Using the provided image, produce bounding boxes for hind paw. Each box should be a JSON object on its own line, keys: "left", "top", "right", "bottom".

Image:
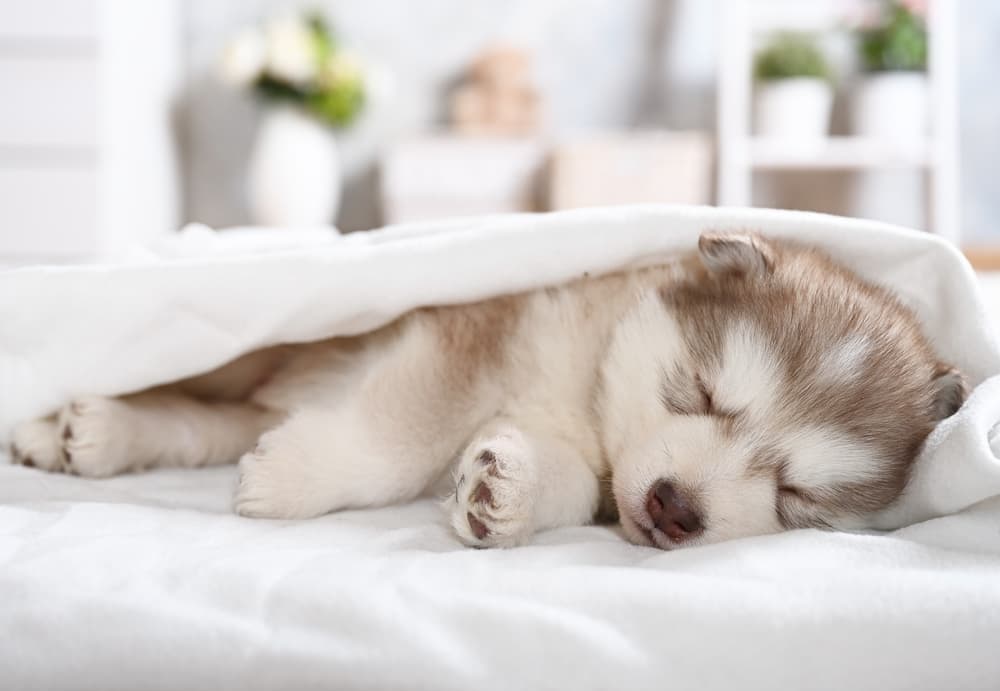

{"left": 10, "top": 418, "right": 64, "bottom": 472}
{"left": 56, "top": 397, "right": 133, "bottom": 477}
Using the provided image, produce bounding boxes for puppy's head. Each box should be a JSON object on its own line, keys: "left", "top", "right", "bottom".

{"left": 600, "top": 232, "right": 966, "bottom": 550}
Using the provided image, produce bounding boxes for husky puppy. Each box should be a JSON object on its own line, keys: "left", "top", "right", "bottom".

{"left": 8, "top": 233, "right": 966, "bottom": 549}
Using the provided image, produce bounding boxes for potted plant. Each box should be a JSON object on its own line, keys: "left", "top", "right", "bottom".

{"left": 753, "top": 33, "right": 833, "bottom": 139}
{"left": 220, "top": 13, "right": 365, "bottom": 227}
{"left": 852, "top": 0, "right": 928, "bottom": 141}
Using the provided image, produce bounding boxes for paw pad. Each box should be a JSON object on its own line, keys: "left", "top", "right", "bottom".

{"left": 472, "top": 482, "right": 494, "bottom": 506}
{"left": 450, "top": 436, "right": 538, "bottom": 548}
{"left": 467, "top": 511, "right": 489, "bottom": 540}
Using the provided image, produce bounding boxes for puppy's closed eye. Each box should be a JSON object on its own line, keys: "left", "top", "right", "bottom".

{"left": 774, "top": 480, "right": 833, "bottom": 529}
{"left": 695, "top": 374, "right": 713, "bottom": 413}
{"left": 660, "top": 369, "right": 741, "bottom": 421}
{"left": 775, "top": 462, "right": 813, "bottom": 503}
{"left": 695, "top": 374, "right": 739, "bottom": 420}
{"left": 659, "top": 366, "right": 703, "bottom": 415}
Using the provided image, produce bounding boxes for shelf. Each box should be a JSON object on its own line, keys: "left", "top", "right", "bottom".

{"left": 716, "top": 0, "right": 958, "bottom": 240}
{"left": 748, "top": 136, "right": 932, "bottom": 170}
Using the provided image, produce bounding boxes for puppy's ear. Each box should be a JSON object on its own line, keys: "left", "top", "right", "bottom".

{"left": 698, "top": 232, "right": 775, "bottom": 277}
{"left": 931, "top": 364, "right": 967, "bottom": 420}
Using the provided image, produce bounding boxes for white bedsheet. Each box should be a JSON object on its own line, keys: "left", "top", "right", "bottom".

{"left": 2, "top": 206, "right": 1000, "bottom": 690}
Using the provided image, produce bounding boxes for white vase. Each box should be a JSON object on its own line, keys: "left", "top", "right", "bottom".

{"left": 247, "top": 106, "right": 341, "bottom": 227}
{"left": 852, "top": 72, "right": 928, "bottom": 141}
{"left": 754, "top": 78, "right": 833, "bottom": 139}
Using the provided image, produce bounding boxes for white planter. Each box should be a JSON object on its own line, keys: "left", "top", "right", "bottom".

{"left": 852, "top": 72, "right": 928, "bottom": 141}
{"left": 247, "top": 106, "right": 341, "bottom": 227}
{"left": 755, "top": 78, "right": 833, "bottom": 139}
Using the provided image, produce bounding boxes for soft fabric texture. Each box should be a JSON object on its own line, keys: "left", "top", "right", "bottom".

{"left": 2, "top": 205, "right": 1000, "bottom": 690}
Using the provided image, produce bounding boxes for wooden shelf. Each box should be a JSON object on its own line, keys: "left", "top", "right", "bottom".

{"left": 748, "top": 136, "right": 932, "bottom": 170}
{"left": 963, "top": 247, "right": 1000, "bottom": 272}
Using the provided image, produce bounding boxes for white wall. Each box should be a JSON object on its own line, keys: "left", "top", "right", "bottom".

{"left": 957, "top": 0, "right": 1000, "bottom": 244}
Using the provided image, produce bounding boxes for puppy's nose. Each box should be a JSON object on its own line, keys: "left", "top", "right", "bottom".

{"left": 646, "top": 479, "right": 704, "bottom": 543}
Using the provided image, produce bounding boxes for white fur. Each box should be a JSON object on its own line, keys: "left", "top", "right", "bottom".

{"left": 816, "top": 335, "right": 870, "bottom": 384}
{"left": 234, "top": 405, "right": 397, "bottom": 518}
{"left": 9, "top": 417, "right": 63, "bottom": 472}
{"left": 782, "top": 426, "right": 881, "bottom": 488}
{"left": 57, "top": 396, "right": 135, "bottom": 477}
{"left": 713, "top": 320, "right": 782, "bottom": 417}
{"left": 599, "top": 290, "right": 689, "bottom": 461}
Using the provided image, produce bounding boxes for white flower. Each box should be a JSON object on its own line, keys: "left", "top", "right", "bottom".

{"left": 220, "top": 28, "right": 265, "bottom": 87}
{"left": 322, "top": 51, "right": 362, "bottom": 87}
{"left": 265, "top": 16, "right": 317, "bottom": 85}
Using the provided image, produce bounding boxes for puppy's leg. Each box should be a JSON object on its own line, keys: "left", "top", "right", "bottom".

{"left": 234, "top": 314, "right": 501, "bottom": 519}
{"left": 235, "top": 403, "right": 458, "bottom": 519}
{"left": 10, "top": 392, "right": 280, "bottom": 478}
{"left": 448, "top": 418, "right": 601, "bottom": 547}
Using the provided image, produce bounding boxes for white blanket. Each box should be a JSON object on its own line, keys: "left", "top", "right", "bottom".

{"left": 2, "top": 206, "right": 1000, "bottom": 690}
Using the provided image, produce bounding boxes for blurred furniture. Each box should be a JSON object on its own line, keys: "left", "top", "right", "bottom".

{"left": 380, "top": 135, "right": 546, "bottom": 224}
{"left": 0, "top": 0, "right": 180, "bottom": 264}
{"left": 548, "top": 132, "right": 712, "bottom": 210}
{"left": 716, "top": 0, "right": 959, "bottom": 242}
{"left": 381, "top": 131, "right": 712, "bottom": 224}
{"left": 450, "top": 46, "right": 541, "bottom": 136}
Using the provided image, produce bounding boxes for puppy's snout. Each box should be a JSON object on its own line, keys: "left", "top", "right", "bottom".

{"left": 646, "top": 480, "right": 704, "bottom": 543}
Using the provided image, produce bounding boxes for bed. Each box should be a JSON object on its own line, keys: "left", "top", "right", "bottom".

{"left": 2, "top": 206, "right": 1000, "bottom": 690}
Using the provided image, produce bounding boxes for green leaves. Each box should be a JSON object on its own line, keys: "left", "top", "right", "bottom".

{"left": 307, "top": 12, "right": 335, "bottom": 64}
{"left": 754, "top": 34, "right": 831, "bottom": 82}
{"left": 306, "top": 80, "right": 365, "bottom": 128}
{"left": 858, "top": 3, "right": 928, "bottom": 72}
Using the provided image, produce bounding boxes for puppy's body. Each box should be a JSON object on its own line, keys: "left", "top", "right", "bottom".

{"left": 9, "top": 234, "right": 965, "bottom": 549}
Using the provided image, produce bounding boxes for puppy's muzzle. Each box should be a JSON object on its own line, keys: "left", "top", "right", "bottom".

{"left": 646, "top": 480, "right": 704, "bottom": 543}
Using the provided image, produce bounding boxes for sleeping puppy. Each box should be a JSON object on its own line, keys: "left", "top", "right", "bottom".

{"left": 8, "top": 232, "right": 966, "bottom": 549}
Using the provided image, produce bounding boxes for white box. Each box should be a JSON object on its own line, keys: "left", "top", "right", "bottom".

{"left": 549, "top": 131, "right": 713, "bottom": 210}
{"left": 380, "top": 135, "right": 547, "bottom": 224}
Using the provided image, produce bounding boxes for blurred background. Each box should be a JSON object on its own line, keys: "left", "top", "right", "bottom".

{"left": 1, "top": 0, "right": 997, "bottom": 265}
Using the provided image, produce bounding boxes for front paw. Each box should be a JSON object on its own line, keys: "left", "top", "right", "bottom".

{"left": 234, "top": 432, "right": 330, "bottom": 520}
{"left": 449, "top": 431, "right": 538, "bottom": 548}
{"left": 10, "top": 418, "right": 64, "bottom": 472}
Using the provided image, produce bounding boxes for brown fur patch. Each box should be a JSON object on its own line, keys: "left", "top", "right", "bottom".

{"left": 419, "top": 295, "right": 525, "bottom": 387}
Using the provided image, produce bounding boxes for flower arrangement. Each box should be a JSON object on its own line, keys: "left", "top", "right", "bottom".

{"left": 754, "top": 33, "right": 831, "bottom": 82}
{"left": 856, "top": 0, "right": 927, "bottom": 72}
{"left": 220, "top": 13, "right": 365, "bottom": 128}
